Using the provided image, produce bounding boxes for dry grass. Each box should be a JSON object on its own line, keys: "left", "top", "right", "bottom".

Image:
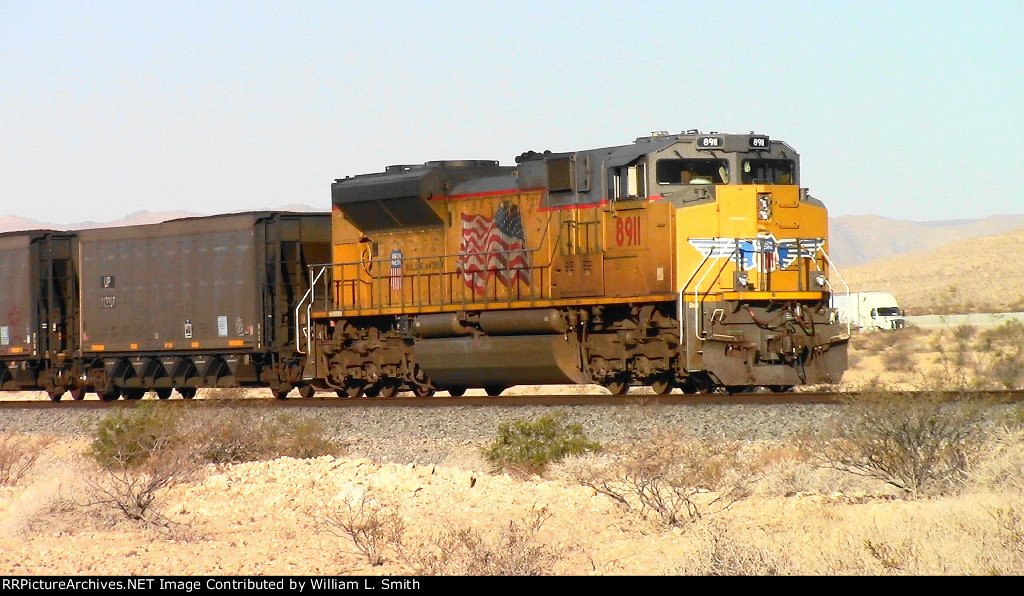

{"left": 840, "top": 321, "right": 1024, "bottom": 391}
{"left": 566, "top": 434, "right": 759, "bottom": 528}
{"left": 407, "top": 507, "right": 562, "bottom": 576}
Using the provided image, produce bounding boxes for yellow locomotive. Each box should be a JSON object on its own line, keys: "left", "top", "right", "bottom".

{"left": 298, "top": 131, "right": 849, "bottom": 397}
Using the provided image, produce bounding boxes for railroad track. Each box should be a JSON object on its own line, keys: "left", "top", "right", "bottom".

{"left": 1, "top": 389, "right": 1023, "bottom": 410}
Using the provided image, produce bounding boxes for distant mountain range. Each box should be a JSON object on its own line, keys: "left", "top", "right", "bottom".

{"left": 829, "top": 214, "right": 1024, "bottom": 267}
{"left": 0, "top": 206, "right": 321, "bottom": 234}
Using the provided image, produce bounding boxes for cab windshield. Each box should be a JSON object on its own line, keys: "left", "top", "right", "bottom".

{"left": 741, "top": 159, "right": 795, "bottom": 184}
{"left": 656, "top": 159, "right": 729, "bottom": 185}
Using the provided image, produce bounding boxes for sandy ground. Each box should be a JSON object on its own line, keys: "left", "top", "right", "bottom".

{"left": 0, "top": 436, "right": 910, "bottom": 576}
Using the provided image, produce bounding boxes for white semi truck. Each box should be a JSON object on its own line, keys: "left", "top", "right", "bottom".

{"left": 832, "top": 291, "right": 906, "bottom": 331}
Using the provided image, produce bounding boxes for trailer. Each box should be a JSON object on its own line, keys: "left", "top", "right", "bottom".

{"left": 832, "top": 291, "right": 906, "bottom": 331}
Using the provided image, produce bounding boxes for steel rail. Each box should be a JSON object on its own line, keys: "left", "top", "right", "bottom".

{"left": 2, "top": 389, "right": 1022, "bottom": 410}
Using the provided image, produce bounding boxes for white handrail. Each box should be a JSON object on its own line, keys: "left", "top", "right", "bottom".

{"left": 815, "top": 247, "right": 851, "bottom": 337}
{"left": 294, "top": 265, "right": 328, "bottom": 354}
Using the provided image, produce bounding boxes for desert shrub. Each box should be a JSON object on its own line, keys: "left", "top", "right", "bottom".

{"left": 411, "top": 508, "right": 559, "bottom": 576}
{"left": 84, "top": 403, "right": 196, "bottom": 525}
{"left": 863, "top": 537, "right": 921, "bottom": 573}
{"left": 483, "top": 412, "right": 601, "bottom": 474}
{"left": 0, "top": 435, "right": 51, "bottom": 486}
{"left": 572, "top": 434, "right": 758, "bottom": 528}
{"left": 184, "top": 405, "right": 341, "bottom": 464}
{"left": 973, "top": 321, "right": 1024, "bottom": 389}
{"left": 881, "top": 343, "right": 916, "bottom": 373}
{"left": 816, "top": 388, "right": 990, "bottom": 498}
{"left": 677, "top": 520, "right": 790, "bottom": 575}
{"left": 313, "top": 489, "right": 405, "bottom": 566}
{"left": 88, "top": 402, "right": 185, "bottom": 469}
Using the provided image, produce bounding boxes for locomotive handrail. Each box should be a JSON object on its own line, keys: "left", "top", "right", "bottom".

{"left": 814, "top": 246, "right": 851, "bottom": 337}
{"left": 692, "top": 246, "right": 738, "bottom": 341}
{"left": 295, "top": 265, "right": 329, "bottom": 354}
{"left": 306, "top": 245, "right": 548, "bottom": 314}
{"left": 678, "top": 246, "right": 718, "bottom": 346}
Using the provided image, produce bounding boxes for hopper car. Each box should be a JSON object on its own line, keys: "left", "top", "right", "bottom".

{"left": 0, "top": 212, "right": 330, "bottom": 400}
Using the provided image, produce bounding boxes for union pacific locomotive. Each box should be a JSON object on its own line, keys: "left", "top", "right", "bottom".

{"left": 0, "top": 131, "right": 849, "bottom": 400}
{"left": 300, "top": 131, "right": 849, "bottom": 397}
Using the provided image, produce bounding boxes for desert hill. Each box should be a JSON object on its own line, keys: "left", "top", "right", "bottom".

{"left": 839, "top": 226, "right": 1024, "bottom": 315}
{"left": 0, "top": 206, "right": 320, "bottom": 234}
{"left": 828, "top": 214, "right": 1024, "bottom": 267}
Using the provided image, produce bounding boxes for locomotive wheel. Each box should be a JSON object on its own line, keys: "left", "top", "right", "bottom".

{"left": 362, "top": 384, "right": 380, "bottom": 398}
{"left": 47, "top": 389, "right": 65, "bottom": 402}
{"left": 297, "top": 384, "right": 316, "bottom": 399}
{"left": 725, "top": 385, "right": 753, "bottom": 394}
{"left": 69, "top": 387, "right": 85, "bottom": 401}
{"left": 679, "top": 372, "right": 715, "bottom": 395}
{"left": 484, "top": 385, "right": 504, "bottom": 397}
{"left": 274, "top": 389, "right": 291, "bottom": 400}
{"left": 649, "top": 375, "right": 674, "bottom": 396}
{"left": 155, "top": 388, "right": 172, "bottom": 400}
{"left": 447, "top": 386, "right": 466, "bottom": 397}
{"left": 604, "top": 378, "right": 629, "bottom": 396}
{"left": 767, "top": 385, "right": 794, "bottom": 393}
{"left": 99, "top": 388, "right": 121, "bottom": 402}
{"left": 179, "top": 388, "right": 197, "bottom": 399}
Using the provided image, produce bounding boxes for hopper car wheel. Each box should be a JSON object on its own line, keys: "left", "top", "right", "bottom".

{"left": 413, "top": 385, "right": 436, "bottom": 397}
{"left": 604, "top": 378, "right": 630, "bottom": 396}
{"left": 69, "top": 387, "right": 85, "bottom": 401}
{"left": 377, "top": 381, "right": 399, "bottom": 398}
{"left": 447, "top": 386, "right": 466, "bottom": 397}
{"left": 274, "top": 389, "right": 291, "bottom": 400}
{"left": 47, "top": 390, "right": 64, "bottom": 402}
{"left": 179, "top": 388, "right": 197, "bottom": 399}
{"left": 297, "top": 385, "right": 315, "bottom": 399}
{"left": 768, "top": 385, "right": 794, "bottom": 393}
{"left": 340, "top": 382, "right": 365, "bottom": 399}
{"left": 484, "top": 385, "right": 505, "bottom": 397}
{"left": 725, "top": 385, "right": 753, "bottom": 394}
{"left": 156, "top": 388, "right": 172, "bottom": 400}
{"left": 123, "top": 389, "right": 145, "bottom": 400}
{"left": 99, "top": 389, "right": 121, "bottom": 402}
{"left": 649, "top": 375, "right": 674, "bottom": 396}
{"left": 363, "top": 384, "right": 380, "bottom": 398}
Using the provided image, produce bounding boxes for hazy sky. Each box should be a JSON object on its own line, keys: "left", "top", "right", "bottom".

{"left": 2, "top": 0, "right": 1022, "bottom": 224}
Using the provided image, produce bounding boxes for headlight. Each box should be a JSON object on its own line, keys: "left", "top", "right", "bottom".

{"left": 757, "top": 194, "right": 772, "bottom": 220}
{"left": 735, "top": 270, "right": 749, "bottom": 288}
{"left": 813, "top": 273, "right": 826, "bottom": 288}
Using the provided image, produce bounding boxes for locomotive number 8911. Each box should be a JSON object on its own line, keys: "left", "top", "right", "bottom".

{"left": 299, "top": 130, "right": 849, "bottom": 398}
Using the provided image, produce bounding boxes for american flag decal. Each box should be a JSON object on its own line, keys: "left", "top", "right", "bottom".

{"left": 389, "top": 249, "right": 403, "bottom": 292}
{"left": 458, "top": 201, "right": 531, "bottom": 295}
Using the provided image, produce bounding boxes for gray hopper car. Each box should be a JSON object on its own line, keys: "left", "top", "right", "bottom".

{"left": 0, "top": 212, "right": 330, "bottom": 400}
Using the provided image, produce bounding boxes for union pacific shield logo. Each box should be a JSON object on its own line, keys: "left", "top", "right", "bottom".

{"left": 688, "top": 235, "right": 824, "bottom": 272}
{"left": 389, "top": 249, "right": 403, "bottom": 292}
